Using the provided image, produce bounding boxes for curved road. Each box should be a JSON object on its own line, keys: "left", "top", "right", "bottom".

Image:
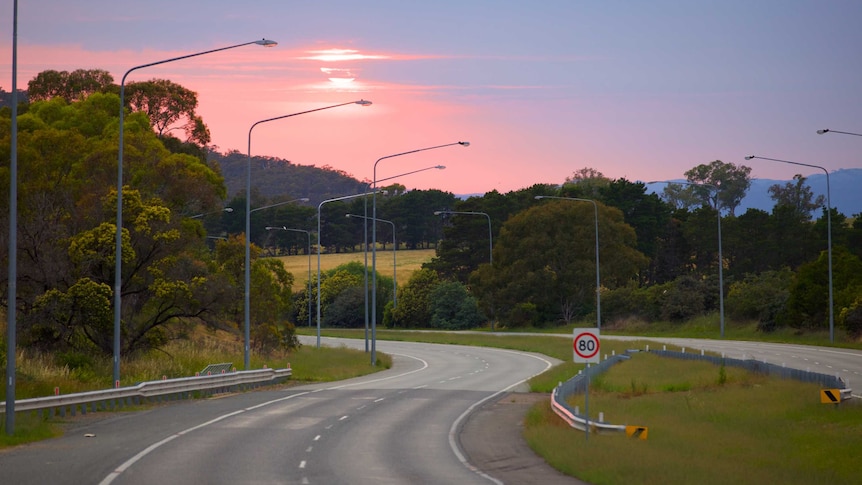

{"left": 0, "top": 338, "right": 556, "bottom": 485}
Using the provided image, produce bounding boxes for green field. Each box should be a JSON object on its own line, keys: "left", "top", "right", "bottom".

{"left": 274, "top": 248, "right": 436, "bottom": 291}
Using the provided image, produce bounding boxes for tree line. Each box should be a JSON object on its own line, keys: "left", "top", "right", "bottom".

{"left": 2, "top": 70, "right": 861, "bottom": 375}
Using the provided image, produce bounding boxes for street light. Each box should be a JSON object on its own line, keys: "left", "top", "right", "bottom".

{"left": 245, "top": 100, "right": 370, "bottom": 369}
{"left": 317, "top": 191, "right": 379, "bottom": 348}
{"left": 432, "top": 210, "right": 493, "bottom": 265}
{"left": 266, "top": 226, "right": 312, "bottom": 329}
{"left": 244, "top": 196, "right": 308, "bottom": 367}
{"left": 7, "top": 0, "right": 19, "bottom": 434}
{"left": 354, "top": 165, "right": 445, "bottom": 352}
{"left": 114, "top": 38, "right": 277, "bottom": 386}
{"left": 372, "top": 142, "right": 470, "bottom": 365}
{"left": 346, "top": 214, "right": 397, "bottom": 308}
{"left": 648, "top": 180, "right": 725, "bottom": 338}
{"left": 190, "top": 207, "right": 234, "bottom": 219}
{"left": 534, "top": 196, "right": 602, "bottom": 330}
{"left": 817, "top": 128, "right": 862, "bottom": 137}
{"left": 745, "top": 155, "right": 834, "bottom": 343}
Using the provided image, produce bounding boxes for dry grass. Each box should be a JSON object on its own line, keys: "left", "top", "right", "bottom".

{"left": 274, "top": 248, "right": 436, "bottom": 291}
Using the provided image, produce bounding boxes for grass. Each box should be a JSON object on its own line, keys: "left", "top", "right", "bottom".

{"left": 525, "top": 352, "right": 862, "bottom": 485}
{"left": 274, "top": 248, "right": 436, "bottom": 291}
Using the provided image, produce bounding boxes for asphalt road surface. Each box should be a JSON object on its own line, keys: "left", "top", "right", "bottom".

{"left": 0, "top": 338, "right": 558, "bottom": 484}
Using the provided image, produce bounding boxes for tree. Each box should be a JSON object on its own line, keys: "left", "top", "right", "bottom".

{"left": 768, "top": 174, "right": 824, "bottom": 220}
{"left": 428, "top": 281, "right": 485, "bottom": 330}
{"left": 562, "top": 167, "right": 611, "bottom": 198}
{"left": 684, "top": 160, "right": 752, "bottom": 215}
{"left": 472, "top": 200, "right": 648, "bottom": 326}
{"left": 389, "top": 268, "right": 440, "bottom": 328}
{"left": 27, "top": 69, "right": 115, "bottom": 102}
{"left": 124, "top": 78, "right": 209, "bottom": 145}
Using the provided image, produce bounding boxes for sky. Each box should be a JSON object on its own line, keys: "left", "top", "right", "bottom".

{"left": 2, "top": 0, "right": 862, "bottom": 197}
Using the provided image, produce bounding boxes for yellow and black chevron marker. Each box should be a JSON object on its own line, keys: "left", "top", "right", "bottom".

{"left": 625, "top": 425, "right": 648, "bottom": 440}
{"left": 820, "top": 389, "right": 842, "bottom": 404}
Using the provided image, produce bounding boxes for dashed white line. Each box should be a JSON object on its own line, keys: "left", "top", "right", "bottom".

{"left": 299, "top": 460, "right": 306, "bottom": 469}
{"left": 314, "top": 435, "right": 321, "bottom": 441}
{"left": 374, "top": 398, "right": 385, "bottom": 402}
{"left": 339, "top": 415, "right": 349, "bottom": 421}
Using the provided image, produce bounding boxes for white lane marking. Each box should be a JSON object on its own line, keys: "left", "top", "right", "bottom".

{"left": 299, "top": 460, "right": 306, "bottom": 469}
{"left": 306, "top": 446, "right": 313, "bottom": 452}
{"left": 99, "top": 391, "right": 311, "bottom": 485}
{"left": 314, "top": 435, "right": 321, "bottom": 441}
{"left": 339, "top": 415, "right": 349, "bottom": 421}
{"left": 374, "top": 398, "right": 385, "bottom": 403}
{"left": 448, "top": 348, "right": 556, "bottom": 484}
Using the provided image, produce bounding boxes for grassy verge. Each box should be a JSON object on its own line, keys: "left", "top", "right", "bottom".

{"left": 526, "top": 352, "right": 862, "bottom": 485}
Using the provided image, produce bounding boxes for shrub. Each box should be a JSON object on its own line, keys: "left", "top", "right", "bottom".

{"left": 428, "top": 281, "right": 485, "bottom": 330}
{"left": 726, "top": 269, "right": 792, "bottom": 332}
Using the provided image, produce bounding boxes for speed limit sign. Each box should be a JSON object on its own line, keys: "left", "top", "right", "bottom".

{"left": 573, "top": 329, "right": 600, "bottom": 363}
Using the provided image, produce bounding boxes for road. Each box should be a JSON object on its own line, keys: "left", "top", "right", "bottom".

{"left": 0, "top": 337, "right": 556, "bottom": 485}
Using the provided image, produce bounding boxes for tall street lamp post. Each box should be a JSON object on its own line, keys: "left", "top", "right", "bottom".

{"left": 114, "top": 38, "right": 277, "bottom": 386}
{"left": 649, "top": 180, "right": 725, "bottom": 337}
{"left": 317, "top": 192, "right": 378, "bottom": 348}
{"left": 534, "top": 196, "right": 602, "bottom": 330}
{"left": 353, "top": 165, "right": 444, "bottom": 352}
{"left": 745, "top": 155, "right": 834, "bottom": 343}
{"left": 372, "top": 142, "right": 469, "bottom": 365}
{"left": 817, "top": 128, "right": 862, "bottom": 137}
{"left": 265, "top": 226, "right": 312, "bottom": 329}
{"left": 7, "top": 0, "right": 19, "bottom": 435}
{"left": 244, "top": 196, "right": 308, "bottom": 366}
{"left": 245, "top": 100, "right": 370, "bottom": 369}
{"left": 432, "top": 210, "right": 493, "bottom": 265}
{"left": 346, "top": 214, "right": 397, "bottom": 308}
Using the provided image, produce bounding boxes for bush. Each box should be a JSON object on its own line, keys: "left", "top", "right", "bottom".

{"left": 658, "top": 276, "right": 707, "bottom": 322}
{"left": 726, "top": 269, "right": 792, "bottom": 332}
{"left": 428, "top": 281, "right": 485, "bottom": 330}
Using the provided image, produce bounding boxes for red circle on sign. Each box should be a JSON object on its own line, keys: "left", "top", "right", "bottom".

{"left": 573, "top": 332, "right": 600, "bottom": 359}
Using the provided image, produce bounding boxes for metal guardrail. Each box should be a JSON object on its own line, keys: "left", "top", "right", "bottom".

{"left": 551, "top": 352, "right": 633, "bottom": 434}
{"left": 552, "top": 347, "right": 854, "bottom": 434}
{"left": 0, "top": 366, "right": 291, "bottom": 418}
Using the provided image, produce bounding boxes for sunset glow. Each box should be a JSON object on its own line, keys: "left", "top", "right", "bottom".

{"left": 1, "top": 1, "right": 861, "bottom": 196}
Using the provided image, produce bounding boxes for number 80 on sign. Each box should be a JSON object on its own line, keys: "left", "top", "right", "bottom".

{"left": 573, "top": 329, "right": 600, "bottom": 363}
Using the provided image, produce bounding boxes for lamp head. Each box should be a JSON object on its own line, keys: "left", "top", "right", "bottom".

{"left": 458, "top": 141, "right": 470, "bottom": 147}
{"left": 435, "top": 165, "right": 446, "bottom": 170}
{"left": 744, "top": 155, "right": 755, "bottom": 160}
{"left": 817, "top": 129, "right": 829, "bottom": 135}
{"left": 224, "top": 207, "right": 234, "bottom": 213}
{"left": 534, "top": 196, "right": 545, "bottom": 200}
{"left": 433, "top": 211, "right": 443, "bottom": 215}
{"left": 356, "top": 100, "right": 373, "bottom": 106}
{"left": 300, "top": 198, "right": 310, "bottom": 202}
{"left": 255, "top": 39, "right": 278, "bottom": 47}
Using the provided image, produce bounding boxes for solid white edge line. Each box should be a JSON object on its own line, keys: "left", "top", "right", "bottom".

{"left": 447, "top": 348, "right": 555, "bottom": 485}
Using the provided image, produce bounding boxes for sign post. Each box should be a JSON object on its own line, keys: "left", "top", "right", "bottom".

{"left": 573, "top": 329, "right": 600, "bottom": 364}
{"left": 573, "top": 329, "right": 600, "bottom": 441}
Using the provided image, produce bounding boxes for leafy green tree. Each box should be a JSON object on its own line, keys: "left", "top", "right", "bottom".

{"left": 781, "top": 247, "right": 862, "bottom": 330}
{"left": 390, "top": 268, "right": 440, "bottom": 328}
{"left": 725, "top": 269, "right": 793, "bottom": 331}
{"left": 472, "top": 200, "right": 647, "bottom": 326}
{"left": 428, "top": 281, "right": 485, "bottom": 330}
{"left": 684, "top": 160, "right": 752, "bottom": 215}
{"left": 27, "top": 69, "right": 115, "bottom": 102}
{"left": 768, "top": 174, "right": 824, "bottom": 220}
{"left": 125, "top": 78, "right": 210, "bottom": 145}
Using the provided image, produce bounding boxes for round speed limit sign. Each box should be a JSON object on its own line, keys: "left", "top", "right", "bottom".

{"left": 573, "top": 330, "right": 600, "bottom": 363}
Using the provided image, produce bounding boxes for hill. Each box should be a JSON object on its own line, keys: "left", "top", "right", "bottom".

{"left": 208, "top": 148, "right": 861, "bottom": 216}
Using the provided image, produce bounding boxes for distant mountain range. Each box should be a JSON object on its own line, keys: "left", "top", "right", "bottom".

{"left": 733, "top": 168, "right": 861, "bottom": 216}
{"left": 459, "top": 169, "right": 860, "bottom": 217}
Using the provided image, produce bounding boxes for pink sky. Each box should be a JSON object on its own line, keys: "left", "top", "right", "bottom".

{"left": 3, "top": 1, "right": 862, "bottom": 197}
